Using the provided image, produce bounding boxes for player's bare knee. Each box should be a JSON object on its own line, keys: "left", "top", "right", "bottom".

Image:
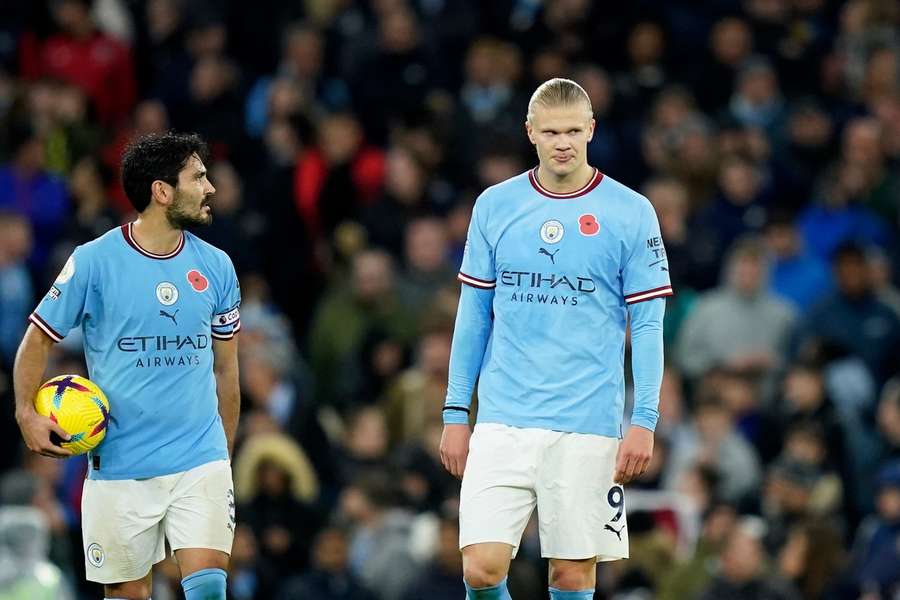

{"left": 105, "top": 579, "right": 152, "bottom": 600}
{"left": 462, "top": 552, "right": 509, "bottom": 588}
{"left": 463, "top": 562, "right": 508, "bottom": 588}
{"left": 548, "top": 559, "right": 595, "bottom": 590}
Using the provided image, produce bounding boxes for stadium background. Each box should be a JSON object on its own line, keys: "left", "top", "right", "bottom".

{"left": 0, "top": 0, "right": 899, "bottom": 598}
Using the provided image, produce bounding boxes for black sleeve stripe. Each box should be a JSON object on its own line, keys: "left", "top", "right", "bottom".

{"left": 443, "top": 406, "right": 470, "bottom": 413}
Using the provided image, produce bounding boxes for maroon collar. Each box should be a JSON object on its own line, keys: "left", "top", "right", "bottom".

{"left": 528, "top": 167, "right": 603, "bottom": 199}
{"left": 120, "top": 223, "right": 185, "bottom": 259}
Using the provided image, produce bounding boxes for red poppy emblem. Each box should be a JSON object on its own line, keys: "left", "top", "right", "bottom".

{"left": 187, "top": 269, "right": 208, "bottom": 292}
{"left": 579, "top": 214, "right": 600, "bottom": 236}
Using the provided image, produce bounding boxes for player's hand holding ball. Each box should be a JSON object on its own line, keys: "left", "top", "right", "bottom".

{"left": 440, "top": 423, "right": 472, "bottom": 479}
{"left": 614, "top": 425, "right": 654, "bottom": 484}
{"left": 20, "top": 374, "right": 111, "bottom": 458}
{"left": 16, "top": 403, "right": 73, "bottom": 459}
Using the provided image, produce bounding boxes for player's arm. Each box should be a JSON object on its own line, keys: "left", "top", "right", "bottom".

{"left": 440, "top": 196, "right": 496, "bottom": 479}
{"left": 615, "top": 297, "right": 665, "bottom": 484}
{"left": 13, "top": 324, "right": 72, "bottom": 458}
{"left": 440, "top": 283, "right": 494, "bottom": 478}
{"left": 213, "top": 336, "right": 240, "bottom": 457}
{"left": 617, "top": 197, "right": 671, "bottom": 484}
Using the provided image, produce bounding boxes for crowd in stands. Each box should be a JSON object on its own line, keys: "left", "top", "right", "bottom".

{"left": 0, "top": 0, "right": 899, "bottom": 598}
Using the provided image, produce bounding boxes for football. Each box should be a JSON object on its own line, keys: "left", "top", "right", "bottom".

{"left": 33, "top": 375, "right": 110, "bottom": 455}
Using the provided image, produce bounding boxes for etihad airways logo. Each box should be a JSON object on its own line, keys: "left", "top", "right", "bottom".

{"left": 116, "top": 334, "right": 209, "bottom": 368}
{"left": 116, "top": 334, "right": 210, "bottom": 352}
{"left": 499, "top": 270, "right": 597, "bottom": 293}
{"left": 499, "top": 270, "right": 596, "bottom": 306}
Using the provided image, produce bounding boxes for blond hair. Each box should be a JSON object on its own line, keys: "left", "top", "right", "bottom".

{"left": 527, "top": 78, "right": 592, "bottom": 122}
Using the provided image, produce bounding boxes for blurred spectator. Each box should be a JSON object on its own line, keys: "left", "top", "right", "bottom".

{"left": 867, "top": 246, "right": 900, "bottom": 317}
{"left": 666, "top": 390, "right": 763, "bottom": 505}
{"left": 845, "top": 460, "right": 900, "bottom": 597}
{"left": 228, "top": 525, "right": 279, "bottom": 600}
{"left": 382, "top": 328, "right": 452, "bottom": 447}
{"left": 0, "top": 211, "right": 33, "bottom": 366}
{"left": 798, "top": 160, "right": 891, "bottom": 261}
{"left": 400, "top": 510, "right": 464, "bottom": 600}
{"left": 352, "top": 7, "right": 438, "bottom": 141}
{"left": 362, "top": 145, "right": 434, "bottom": 257}
{"left": 775, "top": 99, "right": 835, "bottom": 212}
{"left": 234, "top": 432, "right": 323, "bottom": 576}
{"left": 64, "top": 155, "right": 117, "bottom": 245}
{"left": 245, "top": 22, "right": 349, "bottom": 138}
{"left": 796, "top": 242, "right": 900, "bottom": 383}
{"left": 728, "top": 56, "right": 785, "bottom": 138}
{"left": 676, "top": 237, "right": 796, "bottom": 380}
{"left": 693, "top": 155, "right": 772, "bottom": 268}
{"left": 771, "top": 362, "right": 847, "bottom": 469}
{"left": 309, "top": 249, "right": 415, "bottom": 407}
{"left": 20, "top": 0, "right": 136, "bottom": 127}
{"left": 696, "top": 17, "right": 755, "bottom": 112}
{"left": 294, "top": 112, "right": 385, "bottom": 242}
{"left": 877, "top": 378, "right": 900, "bottom": 460}
{"left": 339, "top": 472, "right": 417, "bottom": 600}
{"left": 277, "top": 526, "right": 377, "bottom": 600}
{"left": 0, "top": 506, "right": 73, "bottom": 600}
{"left": 764, "top": 212, "right": 833, "bottom": 312}
{"left": 196, "top": 160, "right": 260, "bottom": 273}
{"left": 336, "top": 406, "right": 390, "bottom": 486}
{"left": 697, "top": 516, "right": 801, "bottom": 600}
{"left": 0, "top": 120, "right": 68, "bottom": 278}
{"left": 644, "top": 177, "right": 715, "bottom": 293}
{"left": 841, "top": 117, "right": 900, "bottom": 224}
{"left": 777, "top": 521, "right": 845, "bottom": 599}
{"left": 657, "top": 502, "right": 737, "bottom": 600}
{"left": 396, "top": 217, "right": 454, "bottom": 320}
{"left": 617, "top": 21, "right": 670, "bottom": 119}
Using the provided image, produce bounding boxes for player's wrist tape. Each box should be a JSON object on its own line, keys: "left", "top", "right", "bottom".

{"left": 443, "top": 405, "right": 470, "bottom": 425}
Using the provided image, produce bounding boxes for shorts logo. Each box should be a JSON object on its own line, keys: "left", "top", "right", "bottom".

{"left": 579, "top": 214, "right": 600, "bottom": 236}
{"left": 156, "top": 282, "right": 179, "bottom": 306}
{"left": 55, "top": 255, "right": 76, "bottom": 284}
{"left": 187, "top": 269, "right": 209, "bottom": 292}
{"left": 227, "top": 488, "right": 236, "bottom": 534}
{"left": 87, "top": 542, "right": 105, "bottom": 567}
{"left": 540, "top": 220, "right": 564, "bottom": 244}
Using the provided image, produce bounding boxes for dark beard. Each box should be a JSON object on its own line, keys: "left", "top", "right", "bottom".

{"left": 166, "top": 194, "right": 211, "bottom": 229}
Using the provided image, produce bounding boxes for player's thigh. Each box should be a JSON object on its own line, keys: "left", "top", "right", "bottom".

{"left": 536, "top": 433, "right": 628, "bottom": 561}
{"left": 165, "top": 459, "right": 235, "bottom": 556}
{"left": 459, "top": 424, "right": 539, "bottom": 558}
{"left": 82, "top": 477, "right": 167, "bottom": 585}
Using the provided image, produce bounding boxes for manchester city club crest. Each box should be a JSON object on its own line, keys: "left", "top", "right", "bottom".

{"left": 540, "top": 219, "right": 564, "bottom": 244}
{"left": 87, "top": 542, "right": 105, "bottom": 567}
{"left": 156, "top": 282, "right": 179, "bottom": 306}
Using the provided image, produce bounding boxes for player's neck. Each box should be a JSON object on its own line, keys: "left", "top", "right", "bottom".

{"left": 131, "top": 215, "right": 183, "bottom": 255}
{"left": 536, "top": 162, "right": 595, "bottom": 194}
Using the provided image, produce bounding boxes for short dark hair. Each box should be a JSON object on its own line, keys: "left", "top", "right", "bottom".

{"left": 121, "top": 132, "right": 209, "bottom": 213}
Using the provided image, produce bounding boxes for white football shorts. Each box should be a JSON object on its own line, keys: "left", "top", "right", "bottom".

{"left": 81, "top": 459, "right": 235, "bottom": 584}
{"left": 459, "top": 423, "right": 628, "bottom": 561}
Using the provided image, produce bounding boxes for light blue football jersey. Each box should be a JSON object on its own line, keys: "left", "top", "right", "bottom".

{"left": 30, "top": 223, "right": 240, "bottom": 480}
{"left": 453, "top": 168, "right": 672, "bottom": 437}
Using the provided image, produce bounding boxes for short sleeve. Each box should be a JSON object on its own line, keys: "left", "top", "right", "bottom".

{"left": 210, "top": 256, "right": 241, "bottom": 340}
{"left": 29, "top": 248, "right": 90, "bottom": 342}
{"left": 457, "top": 195, "right": 496, "bottom": 289}
{"left": 622, "top": 199, "right": 674, "bottom": 304}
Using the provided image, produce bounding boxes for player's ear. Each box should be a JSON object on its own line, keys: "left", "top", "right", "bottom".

{"left": 525, "top": 119, "right": 536, "bottom": 145}
{"left": 587, "top": 117, "right": 596, "bottom": 143}
{"left": 150, "top": 179, "right": 173, "bottom": 206}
